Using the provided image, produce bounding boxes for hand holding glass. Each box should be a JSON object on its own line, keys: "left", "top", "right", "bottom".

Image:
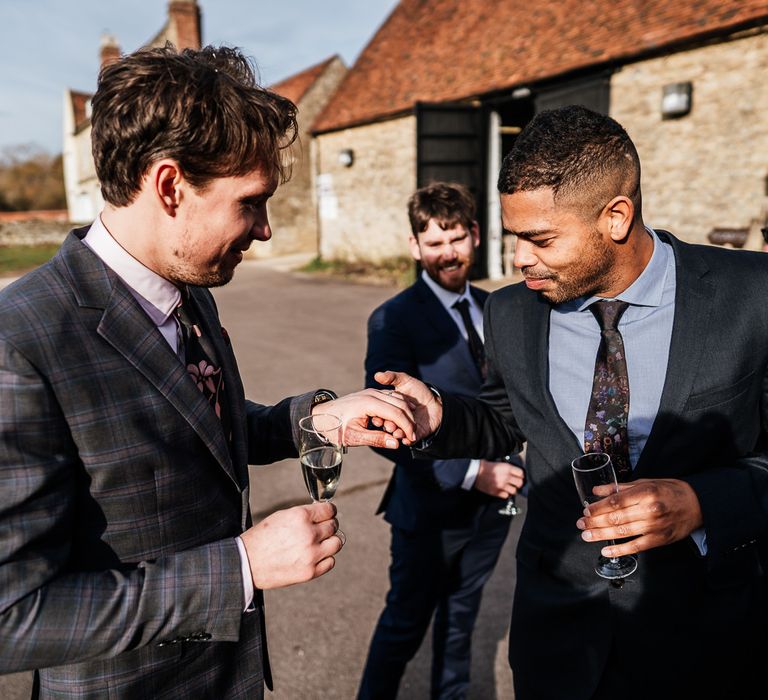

{"left": 571, "top": 453, "right": 637, "bottom": 580}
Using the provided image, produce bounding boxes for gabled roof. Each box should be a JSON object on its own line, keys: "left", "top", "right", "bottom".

{"left": 269, "top": 55, "right": 340, "bottom": 104}
{"left": 313, "top": 0, "right": 768, "bottom": 133}
{"left": 70, "top": 90, "right": 92, "bottom": 132}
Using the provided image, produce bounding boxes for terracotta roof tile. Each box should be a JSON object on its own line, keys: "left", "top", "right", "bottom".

{"left": 269, "top": 55, "right": 339, "bottom": 104}
{"left": 313, "top": 0, "right": 768, "bottom": 133}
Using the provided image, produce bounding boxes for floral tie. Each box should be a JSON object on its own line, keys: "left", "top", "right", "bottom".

{"left": 175, "top": 292, "right": 231, "bottom": 440}
{"left": 584, "top": 300, "right": 631, "bottom": 480}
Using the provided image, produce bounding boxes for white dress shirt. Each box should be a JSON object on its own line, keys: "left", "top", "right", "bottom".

{"left": 420, "top": 270, "right": 484, "bottom": 489}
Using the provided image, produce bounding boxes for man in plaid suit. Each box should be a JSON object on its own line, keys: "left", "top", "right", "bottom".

{"left": 0, "top": 45, "right": 414, "bottom": 699}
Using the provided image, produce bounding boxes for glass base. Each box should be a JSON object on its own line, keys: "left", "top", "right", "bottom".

{"left": 498, "top": 500, "right": 523, "bottom": 516}
{"left": 595, "top": 554, "right": 637, "bottom": 580}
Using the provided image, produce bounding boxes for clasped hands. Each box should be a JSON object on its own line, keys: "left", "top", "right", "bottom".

{"left": 312, "top": 370, "right": 444, "bottom": 450}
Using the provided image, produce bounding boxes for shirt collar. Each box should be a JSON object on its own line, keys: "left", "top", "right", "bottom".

{"left": 421, "top": 269, "right": 472, "bottom": 312}
{"left": 83, "top": 215, "right": 181, "bottom": 324}
{"left": 571, "top": 226, "right": 670, "bottom": 312}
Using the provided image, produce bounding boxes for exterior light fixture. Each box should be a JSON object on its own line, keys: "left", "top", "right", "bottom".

{"left": 338, "top": 149, "right": 354, "bottom": 167}
{"left": 661, "top": 82, "right": 692, "bottom": 119}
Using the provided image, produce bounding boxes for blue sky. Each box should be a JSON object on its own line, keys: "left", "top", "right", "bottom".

{"left": 0, "top": 0, "right": 399, "bottom": 154}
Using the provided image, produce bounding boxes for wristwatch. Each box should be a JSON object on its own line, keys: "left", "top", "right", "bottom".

{"left": 311, "top": 389, "right": 338, "bottom": 408}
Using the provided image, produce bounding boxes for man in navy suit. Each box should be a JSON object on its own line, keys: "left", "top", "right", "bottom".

{"left": 358, "top": 183, "right": 525, "bottom": 700}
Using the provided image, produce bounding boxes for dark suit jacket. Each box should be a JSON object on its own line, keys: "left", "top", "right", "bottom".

{"left": 366, "top": 276, "right": 498, "bottom": 531}
{"left": 0, "top": 230, "right": 312, "bottom": 698}
{"left": 420, "top": 232, "right": 768, "bottom": 698}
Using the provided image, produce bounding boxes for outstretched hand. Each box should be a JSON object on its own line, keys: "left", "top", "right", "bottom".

{"left": 576, "top": 478, "right": 704, "bottom": 557}
{"left": 373, "top": 370, "right": 443, "bottom": 442}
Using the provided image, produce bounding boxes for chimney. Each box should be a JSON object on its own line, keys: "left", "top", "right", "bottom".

{"left": 168, "top": 0, "right": 202, "bottom": 50}
{"left": 99, "top": 33, "right": 121, "bottom": 69}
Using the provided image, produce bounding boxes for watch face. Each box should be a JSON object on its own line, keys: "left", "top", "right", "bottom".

{"left": 313, "top": 390, "right": 336, "bottom": 405}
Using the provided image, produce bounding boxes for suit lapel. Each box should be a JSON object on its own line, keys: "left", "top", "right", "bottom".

{"left": 59, "top": 232, "right": 240, "bottom": 489}
{"left": 414, "top": 278, "right": 482, "bottom": 380}
{"left": 522, "top": 291, "right": 583, "bottom": 452}
{"left": 190, "top": 287, "right": 250, "bottom": 487}
{"left": 634, "top": 232, "right": 714, "bottom": 474}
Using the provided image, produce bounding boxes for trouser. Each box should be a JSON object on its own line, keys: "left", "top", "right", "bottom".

{"left": 357, "top": 503, "right": 511, "bottom": 700}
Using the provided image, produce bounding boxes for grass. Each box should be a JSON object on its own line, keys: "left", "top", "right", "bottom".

{"left": 0, "top": 244, "right": 61, "bottom": 276}
{"left": 299, "top": 255, "right": 416, "bottom": 288}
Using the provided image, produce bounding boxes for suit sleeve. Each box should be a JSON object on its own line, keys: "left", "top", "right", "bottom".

{"left": 417, "top": 292, "right": 526, "bottom": 461}
{"left": 244, "top": 392, "right": 314, "bottom": 465}
{"left": 365, "top": 302, "right": 472, "bottom": 490}
{"left": 0, "top": 339, "right": 246, "bottom": 673}
{"left": 683, "top": 364, "right": 768, "bottom": 566}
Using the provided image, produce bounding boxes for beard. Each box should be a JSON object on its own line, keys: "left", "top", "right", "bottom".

{"left": 529, "top": 228, "right": 617, "bottom": 304}
{"left": 165, "top": 254, "right": 237, "bottom": 288}
{"left": 422, "top": 253, "right": 475, "bottom": 293}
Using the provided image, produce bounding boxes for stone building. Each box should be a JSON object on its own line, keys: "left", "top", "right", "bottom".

{"left": 255, "top": 56, "right": 348, "bottom": 258}
{"left": 62, "top": 0, "right": 202, "bottom": 224}
{"left": 312, "top": 0, "right": 768, "bottom": 278}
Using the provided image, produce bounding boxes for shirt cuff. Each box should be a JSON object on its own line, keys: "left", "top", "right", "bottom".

{"left": 690, "top": 527, "right": 708, "bottom": 556}
{"left": 235, "top": 536, "right": 256, "bottom": 612}
{"left": 462, "top": 459, "right": 481, "bottom": 490}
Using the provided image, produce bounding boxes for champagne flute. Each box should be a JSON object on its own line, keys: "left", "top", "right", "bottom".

{"left": 299, "top": 414, "right": 345, "bottom": 542}
{"left": 498, "top": 454, "right": 524, "bottom": 517}
{"left": 299, "top": 414, "right": 343, "bottom": 501}
{"left": 498, "top": 496, "right": 522, "bottom": 516}
{"left": 571, "top": 452, "right": 637, "bottom": 580}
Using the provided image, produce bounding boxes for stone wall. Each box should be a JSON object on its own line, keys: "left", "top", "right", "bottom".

{"left": 315, "top": 116, "right": 416, "bottom": 261}
{"left": 260, "top": 58, "right": 348, "bottom": 259}
{"left": 611, "top": 30, "right": 768, "bottom": 249}
{"left": 0, "top": 219, "right": 71, "bottom": 246}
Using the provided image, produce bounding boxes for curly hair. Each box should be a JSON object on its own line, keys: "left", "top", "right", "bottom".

{"left": 497, "top": 106, "right": 641, "bottom": 220}
{"left": 91, "top": 44, "right": 298, "bottom": 206}
{"left": 408, "top": 182, "right": 477, "bottom": 235}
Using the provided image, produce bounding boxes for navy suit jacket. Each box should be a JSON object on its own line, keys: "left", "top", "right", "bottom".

{"left": 366, "top": 277, "right": 496, "bottom": 531}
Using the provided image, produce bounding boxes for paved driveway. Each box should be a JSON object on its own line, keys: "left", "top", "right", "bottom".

{"left": 1, "top": 261, "right": 521, "bottom": 699}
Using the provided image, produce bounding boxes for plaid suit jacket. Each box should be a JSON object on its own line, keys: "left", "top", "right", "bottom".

{"left": 0, "top": 230, "right": 313, "bottom": 698}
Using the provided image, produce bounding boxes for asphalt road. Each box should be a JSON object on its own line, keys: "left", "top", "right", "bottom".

{"left": 1, "top": 261, "right": 522, "bottom": 699}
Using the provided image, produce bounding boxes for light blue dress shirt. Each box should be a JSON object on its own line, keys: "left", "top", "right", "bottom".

{"left": 548, "top": 228, "right": 705, "bottom": 553}
{"left": 548, "top": 227, "right": 675, "bottom": 467}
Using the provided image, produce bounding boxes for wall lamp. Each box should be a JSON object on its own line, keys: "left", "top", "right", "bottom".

{"left": 661, "top": 82, "right": 692, "bottom": 119}
{"left": 338, "top": 149, "right": 354, "bottom": 167}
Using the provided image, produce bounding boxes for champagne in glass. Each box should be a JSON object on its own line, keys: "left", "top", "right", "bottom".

{"left": 298, "top": 414, "right": 344, "bottom": 503}
{"left": 300, "top": 445, "right": 342, "bottom": 502}
{"left": 571, "top": 452, "right": 637, "bottom": 580}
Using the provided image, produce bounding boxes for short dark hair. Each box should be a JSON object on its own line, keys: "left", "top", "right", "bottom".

{"left": 408, "top": 182, "right": 476, "bottom": 235}
{"left": 91, "top": 44, "right": 298, "bottom": 206}
{"left": 497, "top": 105, "right": 641, "bottom": 219}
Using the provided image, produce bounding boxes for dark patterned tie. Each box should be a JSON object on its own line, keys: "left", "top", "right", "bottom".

{"left": 175, "top": 292, "right": 231, "bottom": 440}
{"left": 584, "top": 300, "right": 631, "bottom": 480}
{"left": 453, "top": 298, "right": 486, "bottom": 379}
